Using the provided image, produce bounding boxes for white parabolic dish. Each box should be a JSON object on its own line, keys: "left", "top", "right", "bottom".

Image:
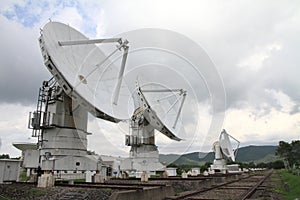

{"left": 219, "top": 130, "right": 235, "bottom": 162}
{"left": 41, "top": 22, "right": 131, "bottom": 122}
{"left": 135, "top": 82, "right": 182, "bottom": 141}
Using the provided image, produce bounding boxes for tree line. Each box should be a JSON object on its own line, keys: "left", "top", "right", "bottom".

{"left": 276, "top": 140, "right": 300, "bottom": 170}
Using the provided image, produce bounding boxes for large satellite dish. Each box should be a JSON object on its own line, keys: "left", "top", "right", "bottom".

{"left": 40, "top": 22, "right": 130, "bottom": 122}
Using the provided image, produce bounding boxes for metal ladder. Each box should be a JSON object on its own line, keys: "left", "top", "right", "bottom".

{"left": 29, "top": 77, "right": 56, "bottom": 141}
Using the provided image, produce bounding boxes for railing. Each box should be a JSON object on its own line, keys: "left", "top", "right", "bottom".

{"left": 28, "top": 111, "right": 54, "bottom": 137}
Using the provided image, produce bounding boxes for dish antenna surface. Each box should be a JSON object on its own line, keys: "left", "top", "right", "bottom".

{"left": 219, "top": 130, "right": 237, "bottom": 162}
{"left": 136, "top": 81, "right": 186, "bottom": 141}
{"left": 41, "top": 22, "right": 130, "bottom": 122}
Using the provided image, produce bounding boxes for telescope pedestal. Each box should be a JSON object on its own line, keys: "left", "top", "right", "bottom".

{"left": 210, "top": 159, "right": 228, "bottom": 174}
{"left": 29, "top": 82, "right": 106, "bottom": 178}
{"left": 121, "top": 112, "right": 165, "bottom": 176}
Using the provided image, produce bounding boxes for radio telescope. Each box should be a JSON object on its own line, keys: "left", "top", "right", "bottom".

{"left": 29, "top": 21, "right": 130, "bottom": 173}
{"left": 210, "top": 129, "right": 240, "bottom": 174}
{"left": 120, "top": 81, "right": 186, "bottom": 174}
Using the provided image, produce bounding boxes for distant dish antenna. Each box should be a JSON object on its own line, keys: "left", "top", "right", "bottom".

{"left": 137, "top": 81, "right": 186, "bottom": 140}
{"left": 219, "top": 129, "right": 239, "bottom": 162}
{"left": 210, "top": 129, "right": 240, "bottom": 173}
{"left": 121, "top": 80, "right": 187, "bottom": 173}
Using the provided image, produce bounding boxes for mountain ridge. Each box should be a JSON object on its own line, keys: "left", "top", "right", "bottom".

{"left": 159, "top": 145, "right": 278, "bottom": 165}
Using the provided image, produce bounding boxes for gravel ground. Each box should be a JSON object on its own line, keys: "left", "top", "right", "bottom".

{"left": 0, "top": 172, "right": 283, "bottom": 200}
{"left": 0, "top": 183, "right": 113, "bottom": 200}
{"left": 165, "top": 171, "right": 283, "bottom": 200}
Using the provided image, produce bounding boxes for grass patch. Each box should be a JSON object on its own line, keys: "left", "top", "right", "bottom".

{"left": 74, "top": 178, "right": 86, "bottom": 183}
{"left": 275, "top": 169, "right": 300, "bottom": 200}
{"left": 103, "top": 188, "right": 113, "bottom": 192}
{"left": 174, "top": 189, "right": 184, "bottom": 194}
{"left": 20, "top": 170, "right": 28, "bottom": 181}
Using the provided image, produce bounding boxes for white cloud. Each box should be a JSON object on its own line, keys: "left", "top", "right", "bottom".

{"left": 51, "top": 7, "right": 83, "bottom": 31}
{"left": 265, "top": 89, "right": 296, "bottom": 113}
{"left": 223, "top": 90, "right": 300, "bottom": 145}
{"left": 0, "top": 103, "right": 37, "bottom": 157}
{"left": 237, "top": 43, "right": 282, "bottom": 71}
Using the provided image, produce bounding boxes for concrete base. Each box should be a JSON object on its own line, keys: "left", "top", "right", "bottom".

{"left": 181, "top": 172, "right": 188, "bottom": 178}
{"left": 86, "top": 171, "right": 96, "bottom": 182}
{"left": 203, "top": 170, "right": 209, "bottom": 176}
{"left": 121, "top": 144, "right": 165, "bottom": 175}
{"left": 210, "top": 159, "right": 228, "bottom": 174}
{"left": 162, "top": 171, "right": 169, "bottom": 178}
{"left": 37, "top": 174, "right": 55, "bottom": 188}
{"left": 140, "top": 171, "right": 148, "bottom": 182}
{"left": 110, "top": 185, "right": 174, "bottom": 200}
{"left": 93, "top": 174, "right": 105, "bottom": 183}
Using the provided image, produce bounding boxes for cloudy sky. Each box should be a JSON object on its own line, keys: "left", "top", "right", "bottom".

{"left": 0, "top": 0, "right": 299, "bottom": 157}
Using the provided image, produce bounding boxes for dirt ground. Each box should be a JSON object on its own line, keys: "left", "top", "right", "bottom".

{"left": 0, "top": 183, "right": 112, "bottom": 200}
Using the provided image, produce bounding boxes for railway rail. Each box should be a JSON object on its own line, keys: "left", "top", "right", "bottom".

{"left": 166, "top": 170, "right": 273, "bottom": 200}
{"left": 10, "top": 172, "right": 248, "bottom": 191}
{"left": 54, "top": 181, "right": 167, "bottom": 190}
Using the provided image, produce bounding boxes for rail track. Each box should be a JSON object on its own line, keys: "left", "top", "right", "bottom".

{"left": 54, "top": 181, "right": 167, "bottom": 190}
{"left": 166, "top": 170, "right": 273, "bottom": 200}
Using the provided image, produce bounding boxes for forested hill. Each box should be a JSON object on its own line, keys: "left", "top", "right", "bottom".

{"left": 159, "top": 145, "right": 278, "bottom": 165}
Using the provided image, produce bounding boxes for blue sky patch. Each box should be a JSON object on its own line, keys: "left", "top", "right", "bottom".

{"left": 1, "top": 0, "right": 98, "bottom": 36}
{"left": 2, "top": 1, "right": 49, "bottom": 27}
